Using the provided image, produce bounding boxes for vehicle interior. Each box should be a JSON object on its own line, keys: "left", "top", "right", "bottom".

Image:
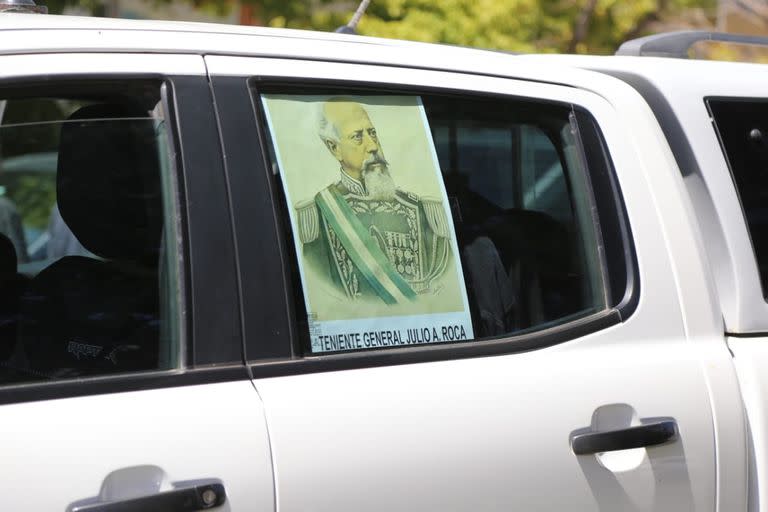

{"left": 426, "top": 96, "right": 603, "bottom": 338}
{"left": 0, "top": 82, "right": 175, "bottom": 384}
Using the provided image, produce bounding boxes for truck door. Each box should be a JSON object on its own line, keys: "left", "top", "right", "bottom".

{"left": 0, "top": 53, "right": 274, "bottom": 511}
{"left": 207, "top": 53, "right": 742, "bottom": 511}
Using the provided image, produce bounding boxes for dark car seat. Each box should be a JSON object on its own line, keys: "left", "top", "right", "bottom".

{"left": 484, "top": 209, "right": 575, "bottom": 329}
{"left": 0, "top": 233, "right": 24, "bottom": 363}
{"left": 460, "top": 206, "right": 575, "bottom": 336}
{"left": 19, "top": 103, "right": 163, "bottom": 379}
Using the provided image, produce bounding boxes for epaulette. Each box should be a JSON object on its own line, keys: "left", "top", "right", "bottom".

{"left": 421, "top": 197, "right": 451, "bottom": 238}
{"left": 394, "top": 189, "right": 420, "bottom": 205}
{"left": 295, "top": 198, "right": 320, "bottom": 244}
{"left": 404, "top": 190, "right": 420, "bottom": 202}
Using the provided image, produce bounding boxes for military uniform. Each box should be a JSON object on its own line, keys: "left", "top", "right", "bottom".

{"left": 296, "top": 170, "right": 452, "bottom": 304}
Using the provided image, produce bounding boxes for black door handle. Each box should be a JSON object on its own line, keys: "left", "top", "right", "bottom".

{"left": 571, "top": 419, "right": 678, "bottom": 455}
{"left": 70, "top": 483, "right": 226, "bottom": 512}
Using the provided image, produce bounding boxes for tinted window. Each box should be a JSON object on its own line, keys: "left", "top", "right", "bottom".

{"left": 709, "top": 98, "right": 768, "bottom": 298}
{"left": 0, "top": 83, "right": 180, "bottom": 384}
{"left": 259, "top": 89, "right": 608, "bottom": 354}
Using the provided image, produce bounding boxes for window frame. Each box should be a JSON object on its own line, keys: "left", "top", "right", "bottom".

{"left": 0, "top": 72, "right": 248, "bottom": 404}
{"left": 211, "top": 73, "right": 638, "bottom": 374}
{"left": 204, "top": 70, "right": 640, "bottom": 372}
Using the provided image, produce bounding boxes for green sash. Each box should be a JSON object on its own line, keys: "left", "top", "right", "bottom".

{"left": 316, "top": 187, "right": 417, "bottom": 305}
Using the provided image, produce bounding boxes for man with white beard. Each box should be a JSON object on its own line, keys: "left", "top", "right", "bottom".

{"left": 295, "top": 99, "right": 452, "bottom": 305}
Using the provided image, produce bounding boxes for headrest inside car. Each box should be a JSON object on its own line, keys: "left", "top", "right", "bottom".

{"left": 57, "top": 103, "right": 162, "bottom": 264}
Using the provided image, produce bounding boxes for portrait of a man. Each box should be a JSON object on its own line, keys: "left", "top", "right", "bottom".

{"left": 261, "top": 92, "right": 472, "bottom": 335}
{"left": 294, "top": 99, "right": 452, "bottom": 305}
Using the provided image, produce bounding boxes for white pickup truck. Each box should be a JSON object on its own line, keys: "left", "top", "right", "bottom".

{"left": 0, "top": 9, "right": 763, "bottom": 512}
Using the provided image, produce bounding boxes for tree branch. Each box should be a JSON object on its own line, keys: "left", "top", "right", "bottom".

{"left": 622, "top": 0, "right": 670, "bottom": 42}
{"left": 568, "top": 0, "right": 599, "bottom": 53}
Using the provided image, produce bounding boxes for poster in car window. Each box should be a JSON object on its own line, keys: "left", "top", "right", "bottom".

{"left": 261, "top": 94, "right": 473, "bottom": 353}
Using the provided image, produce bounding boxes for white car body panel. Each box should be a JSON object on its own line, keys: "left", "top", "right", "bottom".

{"left": 0, "top": 15, "right": 672, "bottom": 100}
{"left": 519, "top": 54, "right": 768, "bottom": 511}
{"left": 0, "top": 52, "right": 203, "bottom": 76}
{"left": 0, "top": 381, "right": 274, "bottom": 510}
{"left": 257, "top": 340, "right": 714, "bottom": 511}
{"left": 730, "top": 337, "right": 768, "bottom": 512}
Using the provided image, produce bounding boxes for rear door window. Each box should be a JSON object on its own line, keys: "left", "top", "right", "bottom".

{"left": 258, "top": 88, "right": 609, "bottom": 354}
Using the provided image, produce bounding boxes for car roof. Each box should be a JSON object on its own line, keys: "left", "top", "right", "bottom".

{"left": 0, "top": 12, "right": 495, "bottom": 57}
{"left": 517, "top": 53, "right": 768, "bottom": 82}
{"left": 0, "top": 13, "right": 629, "bottom": 93}
{"left": 5, "top": 13, "right": 765, "bottom": 82}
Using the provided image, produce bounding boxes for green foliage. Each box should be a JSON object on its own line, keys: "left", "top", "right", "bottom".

{"left": 1, "top": 99, "right": 68, "bottom": 232}
{"left": 262, "top": 0, "right": 717, "bottom": 55}
{"left": 8, "top": 174, "right": 55, "bottom": 231}
{"left": 43, "top": 0, "right": 718, "bottom": 55}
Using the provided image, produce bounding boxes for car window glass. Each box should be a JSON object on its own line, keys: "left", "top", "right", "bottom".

{"left": 258, "top": 89, "right": 608, "bottom": 354}
{"left": 708, "top": 99, "right": 768, "bottom": 299}
{"left": 0, "top": 83, "right": 180, "bottom": 384}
